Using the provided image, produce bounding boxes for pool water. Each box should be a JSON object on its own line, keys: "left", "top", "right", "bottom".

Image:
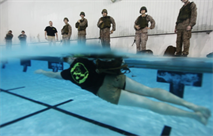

{"left": 0, "top": 59, "right": 213, "bottom": 136}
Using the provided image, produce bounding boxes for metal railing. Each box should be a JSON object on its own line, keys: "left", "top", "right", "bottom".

{"left": 0, "top": 30, "right": 212, "bottom": 46}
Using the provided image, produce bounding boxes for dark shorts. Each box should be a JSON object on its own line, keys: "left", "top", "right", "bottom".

{"left": 97, "top": 75, "right": 126, "bottom": 104}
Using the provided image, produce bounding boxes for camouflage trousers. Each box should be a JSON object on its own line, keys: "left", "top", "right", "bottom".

{"left": 6, "top": 40, "right": 12, "bottom": 49}
{"left": 62, "top": 35, "right": 70, "bottom": 46}
{"left": 100, "top": 28, "right": 110, "bottom": 47}
{"left": 176, "top": 29, "right": 192, "bottom": 56}
{"left": 135, "top": 31, "right": 148, "bottom": 51}
{"left": 78, "top": 34, "right": 86, "bottom": 45}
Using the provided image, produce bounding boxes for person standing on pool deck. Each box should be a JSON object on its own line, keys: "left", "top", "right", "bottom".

{"left": 61, "top": 17, "right": 72, "bottom": 46}
{"left": 134, "top": 6, "right": 155, "bottom": 52}
{"left": 44, "top": 21, "right": 58, "bottom": 45}
{"left": 75, "top": 12, "right": 88, "bottom": 44}
{"left": 5, "top": 30, "right": 13, "bottom": 49}
{"left": 175, "top": 0, "right": 197, "bottom": 57}
{"left": 35, "top": 57, "right": 211, "bottom": 125}
{"left": 97, "top": 9, "right": 116, "bottom": 47}
{"left": 18, "top": 30, "right": 27, "bottom": 47}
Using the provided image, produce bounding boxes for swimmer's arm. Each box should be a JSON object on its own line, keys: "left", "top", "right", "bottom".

{"left": 35, "top": 69, "right": 62, "bottom": 79}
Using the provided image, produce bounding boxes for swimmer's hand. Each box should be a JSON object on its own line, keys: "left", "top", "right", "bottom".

{"left": 34, "top": 69, "right": 45, "bottom": 74}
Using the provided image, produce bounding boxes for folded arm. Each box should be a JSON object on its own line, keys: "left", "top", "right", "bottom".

{"left": 97, "top": 18, "right": 104, "bottom": 28}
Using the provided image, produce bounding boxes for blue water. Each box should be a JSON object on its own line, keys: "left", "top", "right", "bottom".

{"left": 0, "top": 59, "right": 213, "bottom": 136}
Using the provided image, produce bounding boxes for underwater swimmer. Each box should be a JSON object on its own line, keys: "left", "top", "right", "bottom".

{"left": 35, "top": 57, "right": 211, "bottom": 125}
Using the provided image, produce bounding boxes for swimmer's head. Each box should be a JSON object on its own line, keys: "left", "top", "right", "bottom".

{"left": 63, "top": 57, "right": 76, "bottom": 65}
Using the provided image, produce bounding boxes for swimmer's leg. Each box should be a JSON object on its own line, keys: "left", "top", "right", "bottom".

{"left": 118, "top": 90, "right": 208, "bottom": 125}
{"left": 125, "top": 77, "right": 211, "bottom": 119}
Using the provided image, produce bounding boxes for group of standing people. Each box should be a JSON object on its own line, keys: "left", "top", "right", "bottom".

{"left": 43, "top": 9, "right": 117, "bottom": 47}
{"left": 44, "top": 12, "right": 87, "bottom": 46}
{"left": 43, "top": 0, "right": 197, "bottom": 57}
{"left": 44, "top": 10, "right": 115, "bottom": 46}
{"left": 5, "top": 0, "right": 197, "bottom": 56}
{"left": 134, "top": 0, "right": 197, "bottom": 57}
{"left": 5, "top": 30, "right": 27, "bottom": 49}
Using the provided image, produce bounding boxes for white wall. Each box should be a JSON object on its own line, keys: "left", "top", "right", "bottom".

{"left": 0, "top": 0, "right": 213, "bottom": 57}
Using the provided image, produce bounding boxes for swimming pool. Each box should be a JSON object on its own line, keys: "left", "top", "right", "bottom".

{"left": 0, "top": 46, "right": 213, "bottom": 136}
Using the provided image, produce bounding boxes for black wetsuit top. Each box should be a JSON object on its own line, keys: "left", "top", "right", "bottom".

{"left": 61, "top": 58, "right": 105, "bottom": 95}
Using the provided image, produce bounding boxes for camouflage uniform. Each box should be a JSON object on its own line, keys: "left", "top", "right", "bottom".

{"left": 61, "top": 23, "right": 72, "bottom": 45}
{"left": 76, "top": 18, "right": 88, "bottom": 44}
{"left": 18, "top": 34, "right": 27, "bottom": 46}
{"left": 5, "top": 33, "right": 13, "bottom": 49}
{"left": 97, "top": 9, "right": 116, "bottom": 47}
{"left": 134, "top": 15, "right": 155, "bottom": 51}
{"left": 175, "top": 1, "right": 197, "bottom": 56}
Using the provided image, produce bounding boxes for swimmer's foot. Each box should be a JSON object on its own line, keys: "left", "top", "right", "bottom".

{"left": 194, "top": 112, "right": 208, "bottom": 126}
{"left": 193, "top": 106, "right": 211, "bottom": 119}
